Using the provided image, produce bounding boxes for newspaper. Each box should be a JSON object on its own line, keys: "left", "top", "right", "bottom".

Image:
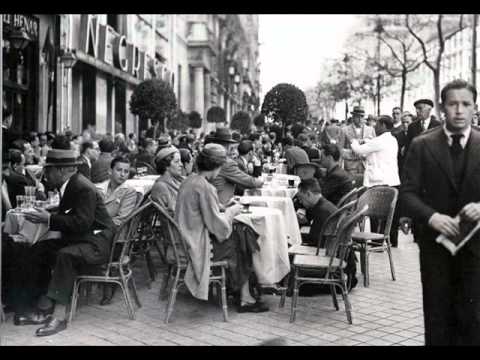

{"left": 436, "top": 216, "right": 480, "bottom": 256}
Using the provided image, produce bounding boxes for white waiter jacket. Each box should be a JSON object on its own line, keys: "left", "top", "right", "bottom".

{"left": 351, "top": 132, "right": 400, "bottom": 188}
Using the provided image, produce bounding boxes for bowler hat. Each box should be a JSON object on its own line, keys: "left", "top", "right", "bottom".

{"left": 44, "top": 149, "right": 81, "bottom": 167}
{"left": 209, "top": 127, "right": 238, "bottom": 144}
{"left": 351, "top": 106, "right": 365, "bottom": 115}
{"left": 413, "top": 99, "right": 434, "bottom": 108}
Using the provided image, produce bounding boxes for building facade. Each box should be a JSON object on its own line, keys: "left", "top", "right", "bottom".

{"left": 2, "top": 14, "right": 261, "bottom": 138}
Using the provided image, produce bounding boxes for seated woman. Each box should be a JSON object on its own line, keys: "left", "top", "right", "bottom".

{"left": 96, "top": 155, "right": 139, "bottom": 305}
{"left": 150, "top": 146, "right": 184, "bottom": 215}
{"left": 175, "top": 143, "right": 268, "bottom": 313}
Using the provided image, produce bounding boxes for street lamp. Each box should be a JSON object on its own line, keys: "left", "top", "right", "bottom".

{"left": 9, "top": 28, "right": 31, "bottom": 50}
{"left": 373, "top": 16, "right": 384, "bottom": 116}
{"left": 60, "top": 49, "right": 77, "bottom": 69}
{"left": 342, "top": 54, "right": 351, "bottom": 121}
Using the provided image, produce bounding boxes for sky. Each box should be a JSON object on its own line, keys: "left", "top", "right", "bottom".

{"left": 259, "top": 15, "right": 359, "bottom": 100}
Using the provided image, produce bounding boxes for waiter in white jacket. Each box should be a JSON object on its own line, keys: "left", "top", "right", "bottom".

{"left": 351, "top": 115, "right": 401, "bottom": 247}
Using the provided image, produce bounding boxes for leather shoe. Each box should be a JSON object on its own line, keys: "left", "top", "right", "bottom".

{"left": 35, "top": 316, "right": 67, "bottom": 337}
{"left": 237, "top": 301, "right": 269, "bottom": 313}
{"left": 14, "top": 312, "right": 49, "bottom": 326}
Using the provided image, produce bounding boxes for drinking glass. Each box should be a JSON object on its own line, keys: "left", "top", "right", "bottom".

{"left": 16, "top": 195, "right": 25, "bottom": 210}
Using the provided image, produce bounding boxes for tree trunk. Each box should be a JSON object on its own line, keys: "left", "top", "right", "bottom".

{"left": 400, "top": 69, "right": 407, "bottom": 111}
{"left": 433, "top": 69, "right": 441, "bottom": 121}
{"left": 473, "top": 14, "right": 478, "bottom": 87}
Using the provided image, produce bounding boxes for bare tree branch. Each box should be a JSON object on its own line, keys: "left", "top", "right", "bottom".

{"left": 406, "top": 14, "right": 436, "bottom": 71}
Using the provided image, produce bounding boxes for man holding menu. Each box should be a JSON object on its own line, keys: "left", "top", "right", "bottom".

{"left": 401, "top": 79, "right": 480, "bottom": 345}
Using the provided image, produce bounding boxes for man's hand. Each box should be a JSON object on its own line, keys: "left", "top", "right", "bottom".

{"left": 428, "top": 213, "right": 459, "bottom": 238}
{"left": 23, "top": 208, "right": 50, "bottom": 224}
{"left": 460, "top": 203, "right": 480, "bottom": 222}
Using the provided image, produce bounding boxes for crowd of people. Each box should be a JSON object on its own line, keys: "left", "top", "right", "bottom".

{"left": 2, "top": 78, "right": 480, "bottom": 345}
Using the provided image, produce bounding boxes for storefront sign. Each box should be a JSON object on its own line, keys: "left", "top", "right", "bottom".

{"left": 3, "top": 14, "right": 39, "bottom": 40}
{"left": 78, "top": 14, "right": 172, "bottom": 84}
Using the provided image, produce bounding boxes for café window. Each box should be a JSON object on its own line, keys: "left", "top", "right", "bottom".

{"left": 2, "top": 14, "right": 39, "bottom": 136}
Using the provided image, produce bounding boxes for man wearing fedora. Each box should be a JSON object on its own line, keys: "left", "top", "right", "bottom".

{"left": 405, "top": 98, "right": 442, "bottom": 153}
{"left": 20, "top": 149, "right": 115, "bottom": 336}
{"left": 207, "top": 127, "right": 264, "bottom": 205}
{"left": 342, "top": 106, "right": 376, "bottom": 183}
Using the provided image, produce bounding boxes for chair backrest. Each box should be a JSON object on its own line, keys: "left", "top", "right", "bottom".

{"left": 336, "top": 185, "right": 367, "bottom": 208}
{"left": 356, "top": 186, "right": 398, "bottom": 235}
{"left": 150, "top": 201, "right": 189, "bottom": 267}
{"left": 318, "top": 200, "right": 357, "bottom": 255}
{"left": 106, "top": 201, "right": 154, "bottom": 274}
{"left": 294, "top": 163, "right": 318, "bottom": 180}
{"left": 325, "top": 205, "right": 369, "bottom": 275}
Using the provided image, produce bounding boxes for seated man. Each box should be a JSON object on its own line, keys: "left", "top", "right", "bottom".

{"left": 22, "top": 149, "right": 115, "bottom": 337}
{"left": 283, "top": 136, "right": 309, "bottom": 175}
{"left": 317, "top": 144, "right": 354, "bottom": 205}
{"left": 295, "top": 178, "right": 338, "bottom": 247}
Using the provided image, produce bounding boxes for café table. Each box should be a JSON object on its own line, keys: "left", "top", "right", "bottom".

{"left": 4, "top": 208, "right": 62, "bottom": 244}
{"left": 245, "top": 173, "right": 301, "bottom": 198}
{"left": 234, "top": 206, "right": 291, "bottom": 285}
{"left": 240, "top": 195, "right": 302, "bottom": 246}
{"left": 123, "top": 175, "right": 160, "bottom": 196}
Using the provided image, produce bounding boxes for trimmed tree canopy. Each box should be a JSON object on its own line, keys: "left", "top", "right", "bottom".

{"left": 206, "top": 106, "right": 226, "bottom": 123}
{"left": 129, "top": 79, "right": 177, "bottom": 127}
{"left": 230, "top": 111, "right": 252, "bottom": 134}
{"left": 188, "top": 111, "right": 203, "bottom": 129}
{"left": 253, "top": 113, "right": 265, "bottom": 128}
{"left": 261, "top": 83, "right": 309, "bottom": 126}
{"left": 166, "top": 109, "right": 189, "bottom": 132}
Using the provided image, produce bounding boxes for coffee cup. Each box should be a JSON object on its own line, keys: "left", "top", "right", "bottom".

{"left": 288, "top": 179, "right": 295, "bottom": 187}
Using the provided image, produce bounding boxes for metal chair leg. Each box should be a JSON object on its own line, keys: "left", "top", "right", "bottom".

{"left": 386, "top": 242, "right": 396, "bottom": 281}
{"left": 69, "top": 280, "right": 81, "bottom": 323}
{"left": 119, "top": 282, "right": 135, "bottom": 320}
{"left": 290, "top": 268, "right": 299, "bottom": 323}
{"left": 159, "top": 265, "right": 172, "bottom": 301}
{"left": 129, "top": 277, "right": 142, "bottom": 308}
{"left": 364, "top": 250, "right": 370, "bottom": 287}
{"left": 220, "top": 267, "right": 229, "bottom": 322}
{"left": 330, "top": 284, "right": 339, "bottom": 310}
{"left": 340, "top": 284, "right": 353, "bottom": 324}
{"left": 165, "top": 271, "right": 180, "bottom": 324}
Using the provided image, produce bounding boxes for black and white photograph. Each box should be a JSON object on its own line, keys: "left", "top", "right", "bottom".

{"left": 1, "top": 13, "right": 480, "bottom": 347}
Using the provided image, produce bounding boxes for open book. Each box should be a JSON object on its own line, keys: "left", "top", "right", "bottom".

{"left": 436, "top": 216, "right": 480, "bottom": 256}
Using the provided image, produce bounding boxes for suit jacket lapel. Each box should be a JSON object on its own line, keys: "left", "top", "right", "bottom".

{"left": 425, "top": 130, "right": 458, "bottom": 192}
{"left": 461, "top": 128, "right": 480, "bottom": 189}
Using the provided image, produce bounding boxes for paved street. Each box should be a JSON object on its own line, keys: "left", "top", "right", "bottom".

{"left": 0, "top": 232, "right": 424, "bottom": 346}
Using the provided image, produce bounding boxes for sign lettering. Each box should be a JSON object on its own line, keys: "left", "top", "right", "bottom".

{"left": 3, "top": 14, "right": 39, "bottom": 40}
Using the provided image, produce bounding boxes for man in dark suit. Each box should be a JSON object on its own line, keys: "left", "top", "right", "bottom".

{"left": 76, "top": 141, "right": 99, "bottom": 180}
{"left": 401, "top": 79, "right": 480, "bottom": 345}
{"left": 22, "top": 149, "right": 115, "bottom": 337}
{"left": 317, "top": 144, "right": 354, "bottom": 206}
{"left": 405, "top": 98, "right": 442, "bottom": 154}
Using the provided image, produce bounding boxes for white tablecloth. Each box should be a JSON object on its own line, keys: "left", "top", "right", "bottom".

{"left": 4, "top": 209, "right": 62, "bottom": 244}
{"left": 240, "top": 196, "right": 301, "bottom": 246}
{"left": 123, "top": 175, "right": 159, "bottom": 195}
{"left": 234, "top": 206, "right": 291, "bottom": 285}
{"left": 245, "top": 186, "right": 297, "bottom": 198}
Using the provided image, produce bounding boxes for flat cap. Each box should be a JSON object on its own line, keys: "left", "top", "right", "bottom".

{"left": 413, "top": 99, "right": 434, "bottom": 108}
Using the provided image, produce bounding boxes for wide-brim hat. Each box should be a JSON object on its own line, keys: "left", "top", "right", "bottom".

{"left": 351, "top": 106, "right": 365, "bottom": 115}
{"left": 209, "top": 127, "right": 238, "bottom": 144}
{"left": 413, "top": 99, "right": 434, "bottom": 108}
{"left": 44, "top": 149, "right": 81, "bottom": 167}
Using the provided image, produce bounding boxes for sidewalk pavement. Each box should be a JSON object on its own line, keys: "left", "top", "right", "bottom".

{"left": 0, "top": 232, "right": 424, "bottom": 346}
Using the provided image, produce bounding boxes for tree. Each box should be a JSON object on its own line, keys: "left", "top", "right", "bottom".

{"left": 406, "top": 14, "right": 467, "bottom": 118}
{"left": 129, "top": 79, "right": 177, "bottom": 135}
{"left": 253, "top": 113, "right": 265, "bottom": 128}
{"left": 188, "top": 111, "right": 202, "bottom": 129}
{"left": 230, "top": 111, "right": 252, "bottom": 134}
{"left": 166, "top": 109, "right": 189, "bottom": 132}
{"left": 206, "top": 106, "right": 226, "bottom": 123}
{"left": 261, "top": 83, "right": 308, "bottom": 136}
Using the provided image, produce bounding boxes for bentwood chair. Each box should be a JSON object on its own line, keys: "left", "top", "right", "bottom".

{"left": 288, "top": 200, "right": 357, "bottom": 257}
{"left": 351, "top": 186, "right": 398, "bottom": 287}
{"left": 289, "top": 205, "right": 368, "bottom": 324}
{"left": 150, "top": 202, "right": 229, "bottom": 324}
{"left": 336, "top": 186, "right": 366, "bottom": 208}
{"left": 69, "top": 202, "right": 153, "bottom": 322}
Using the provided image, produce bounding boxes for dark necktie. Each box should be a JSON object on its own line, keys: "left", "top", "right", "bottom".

{"left": 450, "top": 134, "right": 464, "bottom": 156}
{"left": 421, "top": 120, "right": 426, "bottom": 131}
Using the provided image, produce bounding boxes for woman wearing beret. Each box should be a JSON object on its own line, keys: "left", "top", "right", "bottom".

{"left": 151, "top": 146, "right": 184, "bottom": 215}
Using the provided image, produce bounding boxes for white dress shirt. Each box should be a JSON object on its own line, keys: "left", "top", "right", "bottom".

{"left": 351, "top": 132, "right": 400, "bottom": 187}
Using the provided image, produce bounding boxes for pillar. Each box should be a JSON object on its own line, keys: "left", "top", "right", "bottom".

{"left": 193, "top": 66, "right": 205, "bottom": 130}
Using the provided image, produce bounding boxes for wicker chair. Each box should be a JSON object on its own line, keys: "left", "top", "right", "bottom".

{"left": 351, "top": 186, "right": 398, "bottom": 287}
{"left": 336, "top": 186, "right": 367, "bottom": 208}
{"left": 150, "top": 202, "right": 229, "bottom": 324}
{"left": 288, "top": 200, "right": 357, "bottom": 257}
{"left": 68, "top": 202, "right": 152, "bottom": 322}
{"left": 289, "top": 205, "right": 369, "bottom": 323}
